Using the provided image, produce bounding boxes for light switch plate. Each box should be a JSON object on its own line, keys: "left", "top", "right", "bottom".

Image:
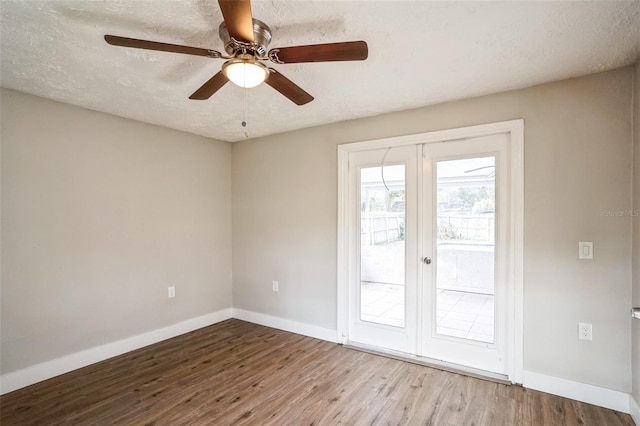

{"left": 578, "top": 242, "right": 593, "bottom": 260}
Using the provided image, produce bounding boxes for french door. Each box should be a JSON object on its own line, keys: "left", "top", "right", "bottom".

{"left": 347, "top": 145, "right": 419, "bottom": 354}
{"left": 421, "top": 134, "right": 510, "bottom": 375}
{"left": 340, "top": 125, "right": 521, "bottom": 380}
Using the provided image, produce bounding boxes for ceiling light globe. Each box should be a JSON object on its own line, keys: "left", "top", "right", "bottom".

{"left": 222, "top": 60, "right": 268, "bottom": 88}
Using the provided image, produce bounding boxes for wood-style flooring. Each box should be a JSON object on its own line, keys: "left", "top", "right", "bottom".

{"left": 0, "top": 319, "right": 634, "bottom": 425}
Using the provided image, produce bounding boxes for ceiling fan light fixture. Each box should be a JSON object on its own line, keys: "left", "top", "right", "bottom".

{"left": 222, "top": 58, "right": 269, "bottom": 88}
{"left": 104, "top": 0, "right": 368, "bottom": 104}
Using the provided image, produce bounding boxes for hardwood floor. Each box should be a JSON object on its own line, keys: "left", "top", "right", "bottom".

{"left": 1, "top": 319, "right": 634, "bottom": 425}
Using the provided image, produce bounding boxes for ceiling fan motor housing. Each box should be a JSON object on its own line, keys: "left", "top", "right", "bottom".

{"left": 219, "top": 19, "right": 272, "bottom": 57}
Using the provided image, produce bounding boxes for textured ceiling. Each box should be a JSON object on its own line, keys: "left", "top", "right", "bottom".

{"left": 2, "top": 1, "right": 639, "bottom": 142}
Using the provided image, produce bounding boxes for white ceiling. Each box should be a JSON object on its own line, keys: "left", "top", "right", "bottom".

{"left": 2, "top": 1, "right": 639, "bottom": 142}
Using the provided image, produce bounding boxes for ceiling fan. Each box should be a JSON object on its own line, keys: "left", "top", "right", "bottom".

{"left": 104, "top": 0, "right": 368, "bottom": 106}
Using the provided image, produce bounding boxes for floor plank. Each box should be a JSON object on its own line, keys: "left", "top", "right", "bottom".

{"left": 1, "top": 319, "right": 634, "bottom": 425}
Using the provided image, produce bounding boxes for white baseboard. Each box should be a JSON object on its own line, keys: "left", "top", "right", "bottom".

{"left": 522, "top": 370, "right": 630, "bottom": 414}
{"left": 630, "top": 394, "right": 640, "bottom": 425}
{"left": 232, "top": 308, "right": 338, "bottom": 343}
{"left": 0, "top": 308, "right": 232, "bottom": 395}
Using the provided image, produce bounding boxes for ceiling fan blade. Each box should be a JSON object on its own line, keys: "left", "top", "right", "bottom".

{"left": 265, "top": 69, "right": 314, "bottom": 106}
{"left": 218, "top": 0, "right": 254, "bottom": 43}
{"left": 105, "top": 35, "right": 223, "bottom": 58}
{"left": 189, "top": 72, "right": 229, "bottom": 100}
{"left": 268, "top": 41, "right": 368, "bottom": 64}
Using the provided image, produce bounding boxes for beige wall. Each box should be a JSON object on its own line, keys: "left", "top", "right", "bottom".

{"left": 1, "top": 66, "right": 635, "bottom": 396}
{"left": 0, "top": 89, "right": 233, "bottom": 374}
{"left": 633, "top": 63, "right": 640, "bottom": 407}
{"left": 233, "top": 67, "right": 634, "bottom": 392}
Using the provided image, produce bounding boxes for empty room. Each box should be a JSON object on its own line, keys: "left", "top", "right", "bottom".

{"left": 1, "top": 0, "right": 640, "bottom": 424}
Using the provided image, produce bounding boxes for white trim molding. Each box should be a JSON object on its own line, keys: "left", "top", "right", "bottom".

{"left": 522, "top": 370, "right": 631, "bottom": 414}
{"left": 0, "top": 309, "right": 233, "bottom": 395}
{"left": 232, "top": 308, "right": 338, "bottom": 343}
{"left": 336, "top": 147, "right": 350, "bottom": 345}
{"left": 340, "top": 119, "right": 525, "bottom": 153}
{"left": 630, "top": 394, "right": 640, "bottom": 424}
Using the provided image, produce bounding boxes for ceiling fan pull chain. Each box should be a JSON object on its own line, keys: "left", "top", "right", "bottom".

{"left": 243, "top": 86, "right": 249, "bottom": 138}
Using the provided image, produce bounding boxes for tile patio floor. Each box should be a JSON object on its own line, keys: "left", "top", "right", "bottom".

{"left": 360, "top": 282, "right": 494, "bottom": 343}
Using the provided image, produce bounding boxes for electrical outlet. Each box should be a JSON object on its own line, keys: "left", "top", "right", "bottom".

{"left": 272, "top": 281, "right": 279, "bottom": 292}
{"left": 578, "top": 322, "right": 592, "bottom": 341}
{"left": 168, "top": 286, "right": 176, "bottom": 298}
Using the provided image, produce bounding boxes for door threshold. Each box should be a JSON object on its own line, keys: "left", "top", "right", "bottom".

{"left": 343, "top": 341, "right": 512, "bottom": 385}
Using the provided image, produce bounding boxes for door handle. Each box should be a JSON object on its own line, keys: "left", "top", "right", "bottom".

{"left": 632, "top": 308, "right": 640, "bottom": 320}
{"left": 423, "top": 257, "right": 432, "bottom": 265}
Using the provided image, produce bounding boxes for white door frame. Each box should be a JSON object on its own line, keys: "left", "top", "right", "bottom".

{"left": 337, "top": 119, "right": 524, "bottom": 383}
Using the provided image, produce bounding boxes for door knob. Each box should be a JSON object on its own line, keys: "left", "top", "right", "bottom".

{"left": 632, "top": 308, "right": 640, "bottom": 320}
{"left": 423, "top": 257, "right": 432, "bottom": 265}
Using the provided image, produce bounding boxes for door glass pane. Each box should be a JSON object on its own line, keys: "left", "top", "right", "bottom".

{"left": 360, "top": 165, "right": 406, "bottom": 327}
{"left": 435, "top": 157, "right": 495, "bottom": 343}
